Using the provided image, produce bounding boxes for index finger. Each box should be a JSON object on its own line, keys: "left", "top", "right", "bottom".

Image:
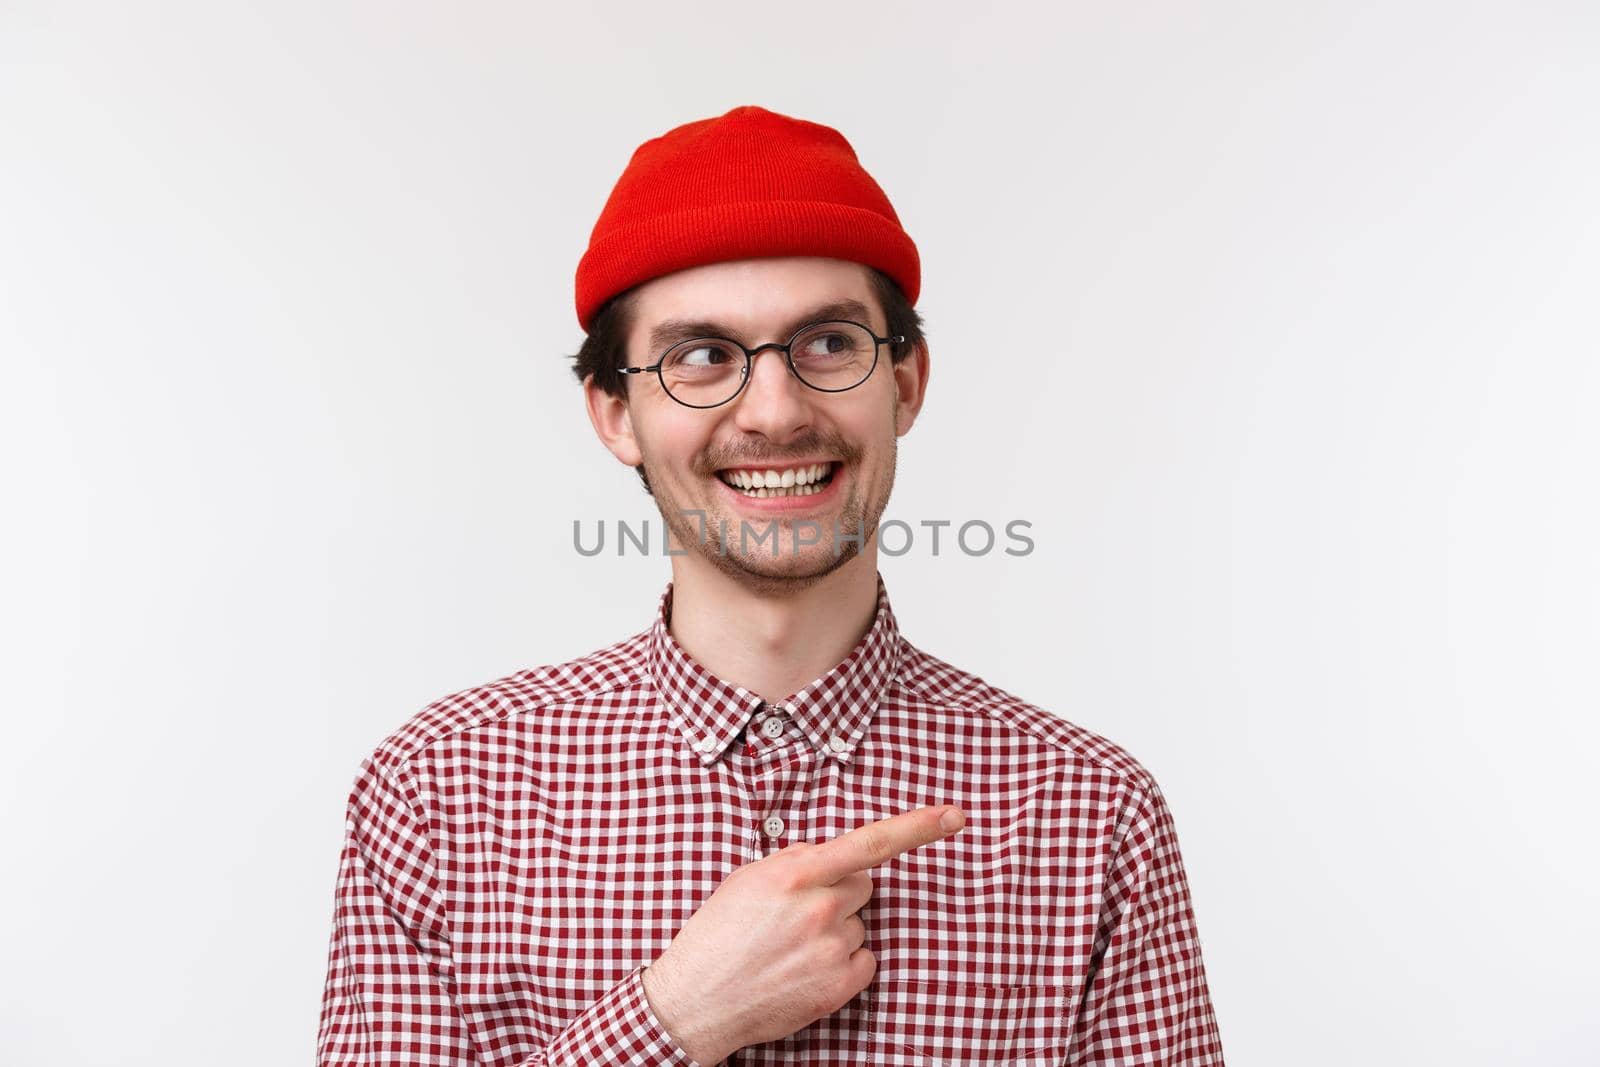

{"left": 809, "top": 805, "right": 966, "bottom": 884}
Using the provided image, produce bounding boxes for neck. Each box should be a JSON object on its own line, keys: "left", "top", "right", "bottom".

{"left": 665, "top": 549, "right": 881, "bottom": 705}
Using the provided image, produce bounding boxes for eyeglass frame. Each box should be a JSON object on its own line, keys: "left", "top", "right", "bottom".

{"left": 619, "top": 319, "right": 906, "bottom": 410}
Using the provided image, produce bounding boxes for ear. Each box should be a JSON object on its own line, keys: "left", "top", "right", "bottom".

{"left": 583, "top": 373, "right": 644, "bottom": 467}
{"left": 892, "top": 338, "right": 930, "bottom": 437}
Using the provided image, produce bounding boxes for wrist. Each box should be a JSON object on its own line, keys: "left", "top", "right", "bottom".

{"left": 641, "top": 962, "right": 732, "bottom": 1067}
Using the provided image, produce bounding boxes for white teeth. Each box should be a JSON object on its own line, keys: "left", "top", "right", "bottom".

{"left": 717, "top": 462, "right": 835, "bottom": 497}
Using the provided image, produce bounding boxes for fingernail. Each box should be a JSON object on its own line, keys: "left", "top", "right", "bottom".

{"left": 940, "top": 809, "right": 962, "bottom": 832}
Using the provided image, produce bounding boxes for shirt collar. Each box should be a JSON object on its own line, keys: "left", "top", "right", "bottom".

{"left": 647, "top": 571, "right": 903, "bottom": 767}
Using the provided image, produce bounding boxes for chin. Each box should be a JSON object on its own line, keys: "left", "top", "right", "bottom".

{"left": 709, "top": 547, "right": 857, "bottom": 591}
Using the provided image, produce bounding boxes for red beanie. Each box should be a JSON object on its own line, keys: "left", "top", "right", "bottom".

{"left": 574, "top": 105, "right": 920, "bottom": 333}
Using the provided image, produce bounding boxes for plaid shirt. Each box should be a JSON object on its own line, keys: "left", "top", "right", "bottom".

{"left": 318, "top": 572, "right": 1224, "bottom": 1065}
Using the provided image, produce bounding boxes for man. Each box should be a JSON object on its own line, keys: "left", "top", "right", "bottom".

{"left": 318, "top": 104, "right": 1224, "bottom": 1065}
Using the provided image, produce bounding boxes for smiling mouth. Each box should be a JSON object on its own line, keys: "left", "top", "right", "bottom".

{"left": 714, "top": 461, "right": 839, "bottom": 498}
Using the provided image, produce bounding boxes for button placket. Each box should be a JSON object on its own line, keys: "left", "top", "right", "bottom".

{"left": 748, "top": 702, "right": 805, "bottom": 849}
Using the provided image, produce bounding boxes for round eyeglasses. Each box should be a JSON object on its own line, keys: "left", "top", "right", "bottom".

{"left": 620, "top": 320, "right": 905, "bottom": 409}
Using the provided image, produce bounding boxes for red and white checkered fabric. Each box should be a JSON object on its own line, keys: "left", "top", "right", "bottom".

{"left": 318, "top": 571, "right": 1224, "bottom": 1065}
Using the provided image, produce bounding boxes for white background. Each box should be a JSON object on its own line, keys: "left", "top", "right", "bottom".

{"left": 3, "top": 2, "right": 1596, "bottom": 1063}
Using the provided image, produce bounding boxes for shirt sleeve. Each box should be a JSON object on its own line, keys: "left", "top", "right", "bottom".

{"left": 317, "top": 754, "right": 708, "bottom": 1067}
{"left": 1067, "top": 775, "right": 1226, "bottom": 1066}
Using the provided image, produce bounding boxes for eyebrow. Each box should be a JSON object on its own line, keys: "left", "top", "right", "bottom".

{"left": 645, "top": 298, "right": 876, "bottom": 357}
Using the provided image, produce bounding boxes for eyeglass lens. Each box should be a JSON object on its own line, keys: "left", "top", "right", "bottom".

{"left": 657, "top": 321, "right": 877, "bottom": 407}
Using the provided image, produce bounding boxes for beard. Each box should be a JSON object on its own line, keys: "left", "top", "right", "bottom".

{"left": 644, "top": 433, "right": 896, "bottom": 595}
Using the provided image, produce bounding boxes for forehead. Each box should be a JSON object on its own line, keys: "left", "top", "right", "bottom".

{"left": 629, "top": 257, "right": 882, "bottom": 353}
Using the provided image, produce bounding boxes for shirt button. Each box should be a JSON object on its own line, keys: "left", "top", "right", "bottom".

{"left": 695, "top": 737, "right": 716, "bottom": 754}
{"left": 762, "top": 816, "right": 786, "bottom": 838}
{"left": 761, "top": 717, "right": 786, "bottom": 739}
{"left": 828, "top": 735, "right": 849, "bottom": 753}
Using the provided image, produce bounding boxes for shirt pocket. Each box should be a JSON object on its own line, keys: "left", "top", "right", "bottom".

{"left": 866, "top": 980, "right": 1072, "bottom": 1065}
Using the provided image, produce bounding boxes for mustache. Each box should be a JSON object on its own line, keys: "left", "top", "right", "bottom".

{"left": 700, "top": 439, "right": 863, "bottom": 473}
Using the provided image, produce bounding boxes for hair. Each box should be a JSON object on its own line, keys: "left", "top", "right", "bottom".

{"left": 566, "top": 266, "right": 926, "bottom": 495}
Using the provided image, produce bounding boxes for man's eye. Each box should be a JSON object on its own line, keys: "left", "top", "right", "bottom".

{"left": 797, "top": 332, "right": 851, "bottom": 359}
{"left": 670, "top": 343, "right": 736, "bottom": 369}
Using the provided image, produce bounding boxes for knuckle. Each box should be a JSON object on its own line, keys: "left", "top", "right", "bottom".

{"left": 778, "top": 864, "right": 814, "bottom": 895}
{"left": 803, "top": 896, "right": 836, "bottom": 930}
{"left": 863, "top": 828, "right": 894, "bottom": 864}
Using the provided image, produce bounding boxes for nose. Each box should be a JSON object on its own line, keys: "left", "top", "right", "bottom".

{"left": 731, "top": 345, "right": 813, "bottom": 437}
